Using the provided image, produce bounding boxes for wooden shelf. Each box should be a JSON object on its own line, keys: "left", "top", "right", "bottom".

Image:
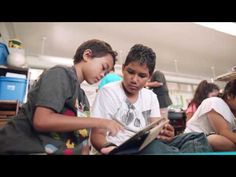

{"left": 215, "top": 71, "right": 236, "bottom": 82}
{"left": 0, "top": 100, "right": 20, "bottom": 116}
{"left": 0, "top": 119, "right": 9, "bottom": 128}
{"left": 0, "top": 65, "right": 28, "bottom": 75}
{"left": 0, "top": 100, "right": 20, "bottom": 127}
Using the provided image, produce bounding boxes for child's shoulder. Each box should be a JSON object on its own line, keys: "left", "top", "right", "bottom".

{"left": 46, "top": 66, "right": 75, "bottom": 78}
{"left": 204, "top": 97, "right": 223, "bottom": 103}
{"left": 202, "top": 97, "right": 226, "bottom": 108}
{"left": 49, "top": 65, "right": 70, "bottom": 72}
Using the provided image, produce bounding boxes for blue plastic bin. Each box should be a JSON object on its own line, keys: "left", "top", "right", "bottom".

{"left": 0, "top": 43, "right": 9, "bottom": 65}
{"left": 0, "top": 77, "right": 27, "bottom": 102}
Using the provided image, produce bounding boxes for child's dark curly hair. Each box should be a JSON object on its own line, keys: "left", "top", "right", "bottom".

{"left": 124, "top": 44, "right": 156, "bottom": 75}
{"left": 222, "top": 79, "right": 236, "bottom": 100}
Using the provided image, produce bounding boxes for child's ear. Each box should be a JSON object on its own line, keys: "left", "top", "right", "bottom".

{"left": 82, "top": 49, "right": 93, "bottom": 62}
{"left": 227, "top": 95, "right": 232, "bottom": 100}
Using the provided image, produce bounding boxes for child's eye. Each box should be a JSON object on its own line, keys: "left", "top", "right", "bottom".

{"left": 138, "top": 74, "right": 147, "bottom": 78}
{"left": 102, "top": 65, "right": 110, "bottom": 75}
{"left": 102, "top": 64, "right": 109, "bottom": 71}
{"left": 127, "top": 69, "right": 134, "bottom": 74}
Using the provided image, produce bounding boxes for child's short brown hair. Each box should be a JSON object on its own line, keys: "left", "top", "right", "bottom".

{"left": 73, "top": 39, "right": 118, "bottom": 65}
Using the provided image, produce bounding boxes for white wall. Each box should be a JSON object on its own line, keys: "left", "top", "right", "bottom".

{"left": 26, "top": 55, "right": 73, "bottom": 69}
{"left": 0, "top": 23, "right": 11, "bottom": 44}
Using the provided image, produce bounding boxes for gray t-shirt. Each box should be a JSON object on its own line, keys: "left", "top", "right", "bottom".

{"left": 0, "top": 65, "right": 90, "bottom": 154}
{"left": 149, "top": 70, "right": 172, "bottom": 108}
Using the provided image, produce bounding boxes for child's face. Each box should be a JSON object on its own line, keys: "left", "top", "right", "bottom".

{"left": 122, "top": 61, "right": 151, "bottom": 96}
{"left": 83, "top": 54, "right": 114, "bottom": 84}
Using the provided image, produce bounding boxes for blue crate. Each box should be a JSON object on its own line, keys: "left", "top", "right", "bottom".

{"left": 0, "top": 76, "right": 27, "bottom": 103}
{"left": 0, "top": 43, "right": 9, "bottom": 65}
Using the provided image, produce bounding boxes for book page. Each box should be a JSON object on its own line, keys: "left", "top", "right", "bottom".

{"left": 139, "top": 119, "right": 169, "bottom": 151}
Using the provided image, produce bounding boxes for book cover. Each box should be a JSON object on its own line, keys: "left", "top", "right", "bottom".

{"left": 109, "top": 118, "right": 169, "bottom": 155}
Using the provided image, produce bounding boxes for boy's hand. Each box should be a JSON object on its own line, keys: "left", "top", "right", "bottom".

{"left": 157, "top": 123, "right": 175, "bottom": 142}
{"left": 100, "top": 146, "right": 117, "bottom": 155}
{"left": 103, "top": 119, "right": 124, "bottom": 136}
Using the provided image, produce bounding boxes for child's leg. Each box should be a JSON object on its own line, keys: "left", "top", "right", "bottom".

{"left": 167, "top": 132, "right": 213, "bottom": 152}
{"left": 207, "top": 134, "right": 236, "bottom": 151}
{"left": 137, "top": 139, "right": 179, "bottom": 155}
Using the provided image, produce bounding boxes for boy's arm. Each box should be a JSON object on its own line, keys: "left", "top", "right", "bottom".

{"left": 207, "top": 110, "right": 236, "bottom": 144}
{"left": 146, "top": 71, "right": 163, "bottom": 88}
{"left": 145, "top": 81, "right": 163, "bottom": 88}
{"left": 90, "top": 128, "right": 110, "bottom": 152}
{"left": 33, "top": 107, "right": 123, "bottom": 135}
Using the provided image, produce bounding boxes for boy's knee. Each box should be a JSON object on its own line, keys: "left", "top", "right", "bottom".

{"left": 207, "top": 134, "right": 236, "bottom": 151}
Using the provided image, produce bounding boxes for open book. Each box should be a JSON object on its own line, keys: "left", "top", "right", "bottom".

{"left": 109, "top": 117, "right": 169, "bottom": 155}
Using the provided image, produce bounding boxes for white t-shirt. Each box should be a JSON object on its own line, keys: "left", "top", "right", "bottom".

{"left": 91, "top": 81, "right": 161, "bottom": 146}
{"left": 184, "top": 97, "right": 236, "bottom": 135}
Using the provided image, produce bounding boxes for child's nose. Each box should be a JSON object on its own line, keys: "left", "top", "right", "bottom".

{"left": 132, "top": 75, "right": 139, "bottom": 82}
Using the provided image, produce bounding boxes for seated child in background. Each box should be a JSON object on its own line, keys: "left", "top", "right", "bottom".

{"left": 186, "top": 80, "right": 219, "bottom": 122}
{"left": 184, "top": 79, "right": 236, "bottom": 151}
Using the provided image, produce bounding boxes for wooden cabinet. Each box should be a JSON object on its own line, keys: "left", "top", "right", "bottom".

{"left": 0, "top": 100, "right": 19, "bottom": 128}
{"left": 0, "top": 65, "right": 29, "bottom": 77}
{"left": 0, "top": 65, "right": 29, "bottom": 127}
